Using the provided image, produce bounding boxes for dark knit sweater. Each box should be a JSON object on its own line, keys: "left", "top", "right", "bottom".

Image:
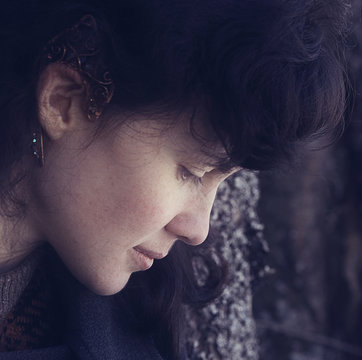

{"left": 0, "top": 251, "right": 42, "bottom": 322}
{"left": 0, "top": 249, "right": 62, "bottom": 351}
{"left": 0, "top": 247, "right": 163, "bottom": 360}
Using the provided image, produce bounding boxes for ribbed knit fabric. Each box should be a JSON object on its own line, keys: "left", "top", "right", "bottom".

{"left": 0, "top": 250, "right": 43, "bottom": 322}
{"left": 0, "top": 247, "right": 62, "bottom": 351}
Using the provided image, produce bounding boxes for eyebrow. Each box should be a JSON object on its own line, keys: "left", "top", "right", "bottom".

{"left": 193, "top": 148, "right": 238, "bottom": 174}
{"left": 173, "top": 134, "right": 239, "bottom": 174}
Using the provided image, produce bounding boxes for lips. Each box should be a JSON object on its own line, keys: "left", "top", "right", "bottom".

{"left": 133, "top": 246, "right": 165, "bottom": 260}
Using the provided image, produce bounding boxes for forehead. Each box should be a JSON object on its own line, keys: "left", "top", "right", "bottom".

{"left": 150, "top": 111, "right": 235, "bottom": 171}
{"left": 108, "top": 108, "right": 234, "bottom": 171}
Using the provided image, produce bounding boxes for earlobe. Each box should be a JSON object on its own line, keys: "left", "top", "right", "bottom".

{"left": 37, "top": 63, "right": 87, "bottom": 140}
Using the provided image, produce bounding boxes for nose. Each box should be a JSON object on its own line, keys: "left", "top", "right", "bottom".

{"left": 165, "top": 192, "right": 216, "bottom": 246}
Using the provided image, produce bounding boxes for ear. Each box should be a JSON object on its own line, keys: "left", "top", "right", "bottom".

{"left": 37, "top": 63, "right": 88, "bottom": 140}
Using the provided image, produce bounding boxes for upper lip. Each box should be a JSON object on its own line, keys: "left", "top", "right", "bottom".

{"left": 133, "top": 246, "right": 166, "bottom": 260}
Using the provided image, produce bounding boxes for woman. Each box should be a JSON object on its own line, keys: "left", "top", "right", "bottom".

{"left": 0, "top": 0, "right": 349, "bottom": 359}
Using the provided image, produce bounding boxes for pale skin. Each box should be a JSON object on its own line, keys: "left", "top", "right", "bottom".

{"left": 0, "top": 64, "right": 237, "bottom": 295}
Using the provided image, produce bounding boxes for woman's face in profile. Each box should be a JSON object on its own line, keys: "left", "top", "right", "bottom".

{"left": 29, "top": 110, "right": 234, "bottom": 295}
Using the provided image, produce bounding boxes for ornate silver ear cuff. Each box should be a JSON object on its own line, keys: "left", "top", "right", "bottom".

{"left": 44, "top": 14, "right": 115, "bottom": 121}
{"left": 33, "top": 15, "right": 115, "bottom": 166}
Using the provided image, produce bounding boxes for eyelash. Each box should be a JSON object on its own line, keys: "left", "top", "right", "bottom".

{"left": 179, "top": 166, "right": 203, "bottom": 186}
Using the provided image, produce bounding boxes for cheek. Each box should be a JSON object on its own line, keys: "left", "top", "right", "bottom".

{"left": 107, "top": 174, "right": 176, "bottom": 235}
{"left": 36, "top": 152, "right": 176, "bottom": 245}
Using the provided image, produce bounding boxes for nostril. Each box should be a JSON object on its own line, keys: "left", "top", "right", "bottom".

{"left": 178, "top": 234, "right": 207, "bottom": 246}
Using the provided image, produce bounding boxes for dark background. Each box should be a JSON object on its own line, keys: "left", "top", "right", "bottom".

{"left": 253, "top": 1, "right": 362, "bottom": 359}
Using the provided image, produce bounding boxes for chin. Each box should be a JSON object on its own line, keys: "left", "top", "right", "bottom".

{"left": 56, "top": 251, "right": 132, "bottom": 296}
{"left": 77, "top": 270, "right": 132, "bottom": 296}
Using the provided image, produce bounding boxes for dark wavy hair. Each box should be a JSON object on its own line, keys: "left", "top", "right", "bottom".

{"left": 0, "top": 0, "right": 350, "bottom": 358}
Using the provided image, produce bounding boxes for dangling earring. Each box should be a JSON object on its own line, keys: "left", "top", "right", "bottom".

{"left": 31, "top": 129, "right": 45, "bottom": 167}
{"left": 87, "top": 97, "right": 102, "bottom": 121}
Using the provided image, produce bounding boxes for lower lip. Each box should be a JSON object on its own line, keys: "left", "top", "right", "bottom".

{"left": 132, "top": 248, "right": 154, "bottom": 270}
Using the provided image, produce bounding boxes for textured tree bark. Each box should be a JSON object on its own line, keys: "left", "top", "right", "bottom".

{"left": 184, "top": 171, "right": 265, "bottom": 360}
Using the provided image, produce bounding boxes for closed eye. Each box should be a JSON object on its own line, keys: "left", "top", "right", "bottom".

{"left": 179, "top": 166, "right": 203, "bottom": 186}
